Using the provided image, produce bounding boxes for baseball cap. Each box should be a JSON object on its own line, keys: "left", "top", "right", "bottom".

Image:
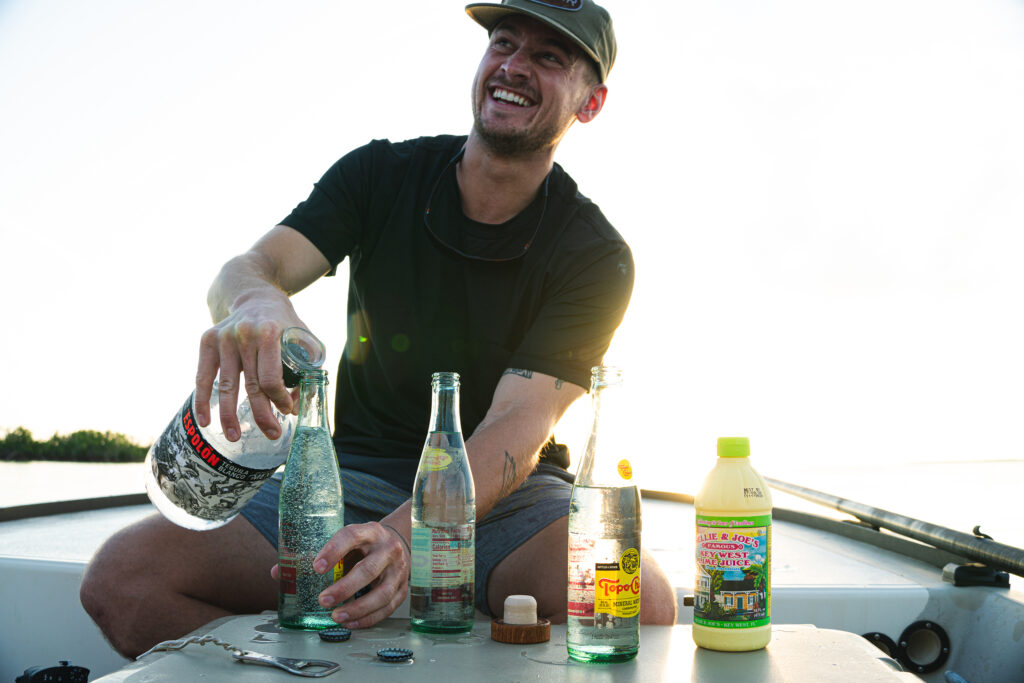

{"left": 465, "top": 0, "right": 616, "bottom": 83}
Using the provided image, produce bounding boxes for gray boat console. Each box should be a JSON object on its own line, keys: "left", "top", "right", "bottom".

{"left": 93, "top": 611, "right": 917, "bottom": 682}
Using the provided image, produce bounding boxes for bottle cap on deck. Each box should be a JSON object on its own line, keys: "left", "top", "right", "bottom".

{"left": 717, "top": 437, "right": 750, "bottom": 458}
{"left": 318, "top": 627, "right": 352, "bottom": 642}
{"left": 377, "top": 647, "right": 413, "bottom": 662}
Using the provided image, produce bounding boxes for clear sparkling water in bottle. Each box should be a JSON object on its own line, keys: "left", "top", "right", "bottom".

{"left": 144, "top": 327, "right": 326, "bottom": 530}
{"left": 277, "top": 369, "right": 345, "bottom": 630}
{"left": 410, "top": 372, "right": 476, "bottom": 633}
{"left": 567, "top": 366, "right": 642, "bottom": 663}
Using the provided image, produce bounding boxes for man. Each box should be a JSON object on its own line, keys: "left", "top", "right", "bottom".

{"left": 81, "top": 0, "right": 677, "bottom": 658}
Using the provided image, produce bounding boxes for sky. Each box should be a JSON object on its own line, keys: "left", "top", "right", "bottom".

{"left": 2, "top": 0, "right": 1024, "bottom": 493}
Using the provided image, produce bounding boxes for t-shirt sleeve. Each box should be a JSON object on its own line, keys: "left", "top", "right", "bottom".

{"left": 508, "top": 237, "right": 635, "bottom": 390}
{"left": 278, "top": 143, "right": 378, "bottom": 271}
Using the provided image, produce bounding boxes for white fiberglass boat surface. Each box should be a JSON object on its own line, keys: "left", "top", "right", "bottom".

{"left": 2, "top": 486, "right": 1022, "bottom": 682}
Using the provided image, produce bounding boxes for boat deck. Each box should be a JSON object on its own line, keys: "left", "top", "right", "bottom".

{"left": 93, "top": 613, "right": 916, "bottom": 682}
{"left": 2, "top": 495, "right": 1023, "bottom": 681}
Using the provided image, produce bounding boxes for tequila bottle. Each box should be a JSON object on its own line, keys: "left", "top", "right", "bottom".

{"left": 145, "top": 327, "right": 325, "bottom": 530}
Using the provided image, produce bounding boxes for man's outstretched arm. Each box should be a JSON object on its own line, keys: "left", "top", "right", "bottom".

{"left": 196, "top": 224, "right": 331, "bottom": 439}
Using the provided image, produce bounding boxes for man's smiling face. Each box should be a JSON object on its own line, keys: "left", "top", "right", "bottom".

{"left": 470, "top": 14, "right": 598, "bottom": 156}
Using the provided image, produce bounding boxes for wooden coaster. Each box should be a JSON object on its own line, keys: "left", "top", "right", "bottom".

{"left": 490, "top": 618, "right": 551, "bottom": 644}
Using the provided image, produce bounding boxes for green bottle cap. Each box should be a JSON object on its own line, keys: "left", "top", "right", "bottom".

{"left": 717, "top": 437, "right": 750, "bottom": 458}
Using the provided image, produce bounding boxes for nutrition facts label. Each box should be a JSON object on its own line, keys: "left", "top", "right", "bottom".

{"left": 567, "top": 537, "right": 596, "bottom": 618}
{"left": 411, "top": 525, "right": 473, "bottom": 602}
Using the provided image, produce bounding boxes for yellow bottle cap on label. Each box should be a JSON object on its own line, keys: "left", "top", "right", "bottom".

{"left": 717, "top": 437, "right": 750, "bottom": 458}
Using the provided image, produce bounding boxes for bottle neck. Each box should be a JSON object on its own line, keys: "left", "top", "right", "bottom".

{"left": 577, "top": 366, "right": 631, "bottom": 488}
{"left": 428, "top": 372, "right": 462, "bottom": 434}
{"left": 280, "top": 327, "right": 327, "bottom": 388}
{"left": 296, "top": 370, "right": 330, "bottom": 431}
{"left": 589, "top": 366, "right": 625, "bottom": 435}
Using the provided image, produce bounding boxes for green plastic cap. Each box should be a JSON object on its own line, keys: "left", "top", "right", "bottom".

{"left": 717, "top": 437, "right": 750, "bottom": 458}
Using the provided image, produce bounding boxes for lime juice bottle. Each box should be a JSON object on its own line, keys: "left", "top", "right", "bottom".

{"left": 693, "top": 437, "right": 772, "bottom": 651}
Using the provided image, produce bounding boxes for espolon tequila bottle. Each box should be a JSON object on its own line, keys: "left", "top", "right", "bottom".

{"left": 145, "top": 327, "right": 325, "bottom": 530}
{"left": 410, "top": 372, "right": 476, "bottom": 633}
{"left": 567, "top": 366, "right": 642, "bottom": 662}
{"left": 277, "top": 368, "right": 344, "bottom": 630}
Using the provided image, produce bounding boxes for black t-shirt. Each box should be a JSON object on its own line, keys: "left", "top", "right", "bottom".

{"left": 281, "top": 135, "right": 633, "bottom": 490}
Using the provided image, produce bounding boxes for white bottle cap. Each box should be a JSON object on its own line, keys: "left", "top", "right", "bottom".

{"left": 503, "top": 595, "right": 537, "bottom": 625}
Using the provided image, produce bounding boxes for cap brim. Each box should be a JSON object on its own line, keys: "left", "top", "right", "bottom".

{"left": 465, "top": 3, "right": 604, "bottom": 81}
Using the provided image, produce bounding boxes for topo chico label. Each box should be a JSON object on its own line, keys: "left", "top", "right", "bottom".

{"left": 568, "top": 541, "right": 642, "bottom": 620}
{"left": 595, "top": 547, "right": 641, "bottom": 619}
{"left": 694, "top": 514, "right": 771, "bottom": 629}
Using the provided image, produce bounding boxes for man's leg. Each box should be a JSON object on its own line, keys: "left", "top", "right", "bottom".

{"left": 80, "top": 512, "right": 277, "bottom": 658}
{"left": 485, "top": 515, "right": 679, "bottom": 625}
{"left": 476, "top": 463, "right": 678, "bottom": 625}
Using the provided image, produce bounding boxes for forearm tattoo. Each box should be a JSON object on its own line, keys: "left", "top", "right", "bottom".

{"left": 499, "top": 450, "right": 517, "bottom": 498}
{"left": 504, "top": 368, "right": 568, "bottom": 390}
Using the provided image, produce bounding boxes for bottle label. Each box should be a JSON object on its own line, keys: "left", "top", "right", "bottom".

{"left": 278, "top": 520, "right": 299, "bottom": 596}
{"left": 568, "top": 538, "right": 642, "bottom": 620}
{"left": 421, "top": 447, "right": 452, "bottom": 472}
{"left": 175, "top": 399, "right": 278, "bottom": 481}
{"left": 595, "top": 548, "right": 641, "bottom": 618}
{"left": 617, "top": 459, "right": 633, "bottom": 480}
{"left": 278, "top": 522, "right": 344, "bottom": 597}
{"left": 567, "top": 537, "right": 595, "bottom": 618}
{"left": 411, "top": 525, "right": 474, "bottom": 602}
{"left": 694, "top": 514, "right": 771, "bottom": 629}
{"left": 148, "top": 396, "right": 282, "bottom": 522}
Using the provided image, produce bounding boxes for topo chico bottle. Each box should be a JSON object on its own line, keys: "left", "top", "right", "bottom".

{"left": 277, "top": 367, "right": 345, "bottom": 630}
{"left": 410, "top": 371, "right": 476, "bottom": 633}
{"left": 144, "top": 327, "right": 326, "bottom": 530}
{"left": 567, "top": 366, "right": 642, "bottom": 663}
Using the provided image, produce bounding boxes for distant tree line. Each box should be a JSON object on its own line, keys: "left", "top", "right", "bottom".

{"left": 0, "top": 427, "right": 149, "bottom": 463}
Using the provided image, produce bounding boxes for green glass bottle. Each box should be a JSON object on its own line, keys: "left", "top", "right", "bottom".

{"left": 410, "top": 372, "right": 476, "bottom": 633}
{"left": 277, "top": 368, "right": 344, "bottom": 630}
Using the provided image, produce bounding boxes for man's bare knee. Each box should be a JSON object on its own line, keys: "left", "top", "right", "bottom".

{"left": 639, "top": 549, "right": 678, "bottom": 624}
{"left": 81, "top": 513, "right": 277, "bottom": 658}
{"left": 80, "top": 518, "right": 158, "bottom": 657}
{"left": 487, "top": 517, "right": 569, "bottom": 621}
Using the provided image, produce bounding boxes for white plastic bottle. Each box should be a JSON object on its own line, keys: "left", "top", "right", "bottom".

{"left": 693, "top": 437, "right": 772, "bottom": 651}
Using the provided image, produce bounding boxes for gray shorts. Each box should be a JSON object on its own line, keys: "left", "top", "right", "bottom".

{"left": 240, "top": 461, "right": 573, "bottom": 616}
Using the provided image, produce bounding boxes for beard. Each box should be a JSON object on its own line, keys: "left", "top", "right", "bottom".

{"left": 471, "top": 108, "right": 565, "bottom": 158}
